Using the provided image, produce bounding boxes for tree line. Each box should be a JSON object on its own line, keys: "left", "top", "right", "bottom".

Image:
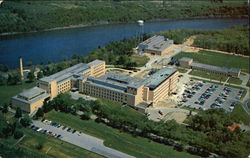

{"left": 0, "top": 1, "right": 248, "bottom": 34}
{"left": 159, "top": 25, "right": 249, "bottom": 56}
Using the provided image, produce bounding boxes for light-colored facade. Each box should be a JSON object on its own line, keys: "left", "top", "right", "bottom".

{"left": 12, "top": 60, "right": 105, "bottom": 113}
{"left": 12, "top": 87, "right": 50, "bottom": 114}
{"left": 79, "top": 68, "right": 179, "bottom": 107}
{"left": 179, "top": 57, "right": 241, "bottom": 78}
{"left": 138, "top": 35, "right": 174, "bottom": 55}
{"left": 179, "top": 57, "right": 193, "bottom": 68}
{"left": 37, "top": 60, "right": 106, "bottom": 99}
{"left": 12, "top": 59, "right": 179, "bottom": 113}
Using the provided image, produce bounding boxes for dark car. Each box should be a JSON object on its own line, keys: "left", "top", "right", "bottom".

{"left": 62, "top": 126, "right": 67, "bottom": 130}
{"left": 72, "top": 130, "right": 76, "bottom": 134}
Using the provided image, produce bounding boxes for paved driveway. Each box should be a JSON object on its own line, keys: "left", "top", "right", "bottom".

{"left": 32, "top": 121, "right": 135, "bottom": 158}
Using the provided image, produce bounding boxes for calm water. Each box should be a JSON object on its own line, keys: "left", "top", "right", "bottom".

{"left": 0, "top": 18, "right": 248, "bottom": 68}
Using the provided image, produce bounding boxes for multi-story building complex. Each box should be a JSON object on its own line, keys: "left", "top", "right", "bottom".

{"left": 179, "top": 57, "right": 241, "bottom": 78}
{"left": 12, "top": 60, "right": 105, "bottom": 114}
{"left": 138, "top": 35, "right": 174, "bottom": 55}
{"left": 37, "top": 60, "right": 105, "bottom": 99}
{"left": 79, "top": 68, "right": 179, "bottom": 107}
{"left": 12, "top": 59, "right": 179, "bottom": 114}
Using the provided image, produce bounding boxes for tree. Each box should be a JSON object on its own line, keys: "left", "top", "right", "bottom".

{"left": 0, "top": 75, "right": 6, "bottom": 86}
{"left": 35, "top": 108, "right": 44, "bottom": 118}
{"left": 2, "top": 103, "right": 8, "bottom": 113}
{"left": 36, "top": 143, "right": 43, "bottom": 150}
{"left": 15, "top": 107, "right": 22, "bottom": 118}
{"left": 20, "top": 115, "right": 32, "bottom": 127}
{"left": 14, "top": 130, "right": 24, "bottom": 139}
{"left": 0, "top": 64, "right": 8, "bottom": 72}
{"left": 27, "top": 72, "right": 35, "bottom": 82}
{"left": 37, "top": 71, "right": 43, "bottom": 79}
{"left": 81, "top": 113, "right": 90, "bottom": 120}
{"left": 2, "top": 123, "right": 15, "bottom": 138}
{"left": 7, "top": 73, "right": 20, "bottom": 85}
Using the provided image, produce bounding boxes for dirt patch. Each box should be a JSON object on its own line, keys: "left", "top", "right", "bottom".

{"left": 184, "top": 46, "right": 201, "bottom": 53}
{"left": 155, "top": 100, "right": 176, "bottom": 108}
{"left": 163, "top": 111, "right": 188, "bottom": 123}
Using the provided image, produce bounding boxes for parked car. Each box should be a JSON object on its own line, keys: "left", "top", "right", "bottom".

{"left": 158, "top": 110, "right": 163, "bottom": 115}
{"left": 62, "top": 126, "right": 67, "bottom": 130}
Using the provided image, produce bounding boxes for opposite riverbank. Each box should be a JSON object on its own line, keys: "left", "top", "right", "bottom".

{"left": 0, "top": 0, "right": 247, "bottom": 36}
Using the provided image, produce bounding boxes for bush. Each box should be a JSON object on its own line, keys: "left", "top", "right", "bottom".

{"left": 80, "top": 113, "right": 90, "bottom": 120}
{"left": 35, "top": 108, "right": 44, "bottom": 118}
{"left": 36, "top": 143, "right": 43, "bottom": 150}
{"left": 20, "top": 115, "right": 32, "bottom": 127}
{"left": 14, "top": 130, "right": 24, "bottom": 139}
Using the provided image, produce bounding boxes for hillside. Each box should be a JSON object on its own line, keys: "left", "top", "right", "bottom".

{"left": 0, "top": 1, "right": 248, "bottom": 34}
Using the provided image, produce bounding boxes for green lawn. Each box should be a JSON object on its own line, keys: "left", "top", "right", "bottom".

{"left": 189, "top": 70, "right": 228, "bottom": 82}
{"left": 246, "top": 80, "right": 250, "bottom": 87}
{"left": 45, "top": 110, "right": 197, "bottom": 158}
{"left": 20, "top": 129, "right": 102, "bottom": 158}
{"left": 174, "top": 50, "right": 249, "bottom": 73}
{"left": 176, "top": 67, "right": 188, "bottom": 73}
{"left": 227, "top": 77, "right": 243, "bottom": 85}
{"left": 0, "top": 82, "right": 36, "bottom": 105}
{"left": 130, "top": 55, "right": 149, "bottom": 67}
{"left": 230, "top": 104, "right": 250, "bottom": 125}
{"left": 0, "top": 128, "right": 102, "bottom": 158}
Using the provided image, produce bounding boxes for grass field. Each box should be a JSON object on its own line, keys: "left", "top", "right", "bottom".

{"left": 20, "top": 129, "right": 102, "bottom": 158}
{"left": 0, "top": 82, "right": 36, "bottom": 105}
{"left": 174, "top": 50, "right": 249, "bottom": 73}
{"left": 247, "top": 80, "right": 250, "bottom": 87}
{"left": 130, "top": 55, "right": 149, "bottom": 67}
{"left": 230, "top": 104, "right": 250, "bottom": 125}
{"left": 45, "top": 110, "right": 197, "bottom": 158}
{"left": 227, "top": 77, "right": 243, "bottom": 85}
{"left": 0, "top": 128, "right": 103, "bottom": 158}
{"left": 189, "top": 70, "right": 228, "bottom": 82}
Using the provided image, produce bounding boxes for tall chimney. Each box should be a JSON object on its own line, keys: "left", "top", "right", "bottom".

{"left": 19, "top": 56, "right": 24, "bottom": 80}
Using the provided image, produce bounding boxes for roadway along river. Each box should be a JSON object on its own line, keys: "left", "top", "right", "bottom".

{"left": 0, "top": 18, "right": 248, "bottom": 68}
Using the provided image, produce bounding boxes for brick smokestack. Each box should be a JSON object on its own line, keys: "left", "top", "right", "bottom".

{"left": 19, "top": 56, "right": 24, "bottom": 80}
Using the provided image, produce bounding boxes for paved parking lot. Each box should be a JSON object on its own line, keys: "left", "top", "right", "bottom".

{"left": 180, "top": 81, "right": 242, "bottom": 112}
{"left": 32, "top": 120, "right": 135, "bottom": 158}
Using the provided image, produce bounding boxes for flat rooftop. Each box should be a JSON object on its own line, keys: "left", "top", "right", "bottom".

{"left": 18, "top": 87, "right": 46, "bottom": 99}
{"left": 191, "top": 62, "right": 241, "bottom": 74}
{"left": 40, "top": 63, "right": 89, "bottom": 83}
{"left": 179, "top": 57, "right": 193, "bottom": 62}
{"left": 86, "top": 72, "right": 145, "bottom": 92}
{"left": 146, "top": 68, "right": 177, "bottom": 90}
{"left": 100, "top": 72, "right": 144, "bottom": 88}
{"left": 13, "top": 87, "right": 50, "bottom": 104}
{"left": 147, "top": 40, "right": 173, "bottom": 52}
{"left": 140, "top": 35, "right": 164, "bottom": 46}
{"left": 87, "top": 59, "right": 105, "bottom": 67}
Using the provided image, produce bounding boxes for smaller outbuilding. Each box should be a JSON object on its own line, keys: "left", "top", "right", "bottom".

{"left": 138, "top": 35, "right": 174, "bottom": 55}
{"left": 178, "top": 57, "right": 241, "bottom": 78}
{"left": 12, "top": 87, "right": 50, "bottom": 114}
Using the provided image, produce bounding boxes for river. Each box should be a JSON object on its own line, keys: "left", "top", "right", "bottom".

{"left": 0, "top": 18, "right": 248, "bottom": 68}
